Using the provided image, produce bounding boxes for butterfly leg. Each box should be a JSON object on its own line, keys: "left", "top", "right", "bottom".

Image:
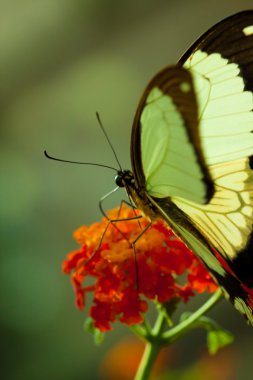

{"left": 89, "top": 216, "right": 152, "bottom": 291}
{"left": 84, "top": 212, "right": 144, "bottom": 266}
{"left": 90, "top": 187, "right": 152, "bottom": 291}
{"left": 83, "top": 188, "right": 143, "bottom": 266}
{"left": 117, "top": 199, "right": 137, "bottom": 218}
{"left": 99, "top": 186, "right": 120, "bottom": 219}
{"left": 131, "top": 221, "right": 153, "bottom": 291}
{"left": 99, "top": 187, "right": 142, "bottom": 229}
{"left": 116, "top": 199, "right": 143, "bottom": 230}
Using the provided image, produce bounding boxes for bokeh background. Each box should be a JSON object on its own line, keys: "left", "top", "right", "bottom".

{"left": 1, "top": 1, "right": 253, "bottom": 379}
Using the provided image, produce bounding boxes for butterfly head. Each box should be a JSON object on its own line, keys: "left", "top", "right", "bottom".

{"left": 115, "top": 170, "right": 135, "bottom": 188}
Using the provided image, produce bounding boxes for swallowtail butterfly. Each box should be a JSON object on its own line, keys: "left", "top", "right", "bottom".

{"left": 116, "top": 11, "right": 253, "bottom": 325}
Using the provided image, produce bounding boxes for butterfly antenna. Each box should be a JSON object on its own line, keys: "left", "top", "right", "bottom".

{"left": 44, "top": 150, "right": 118, "bottom": 172}
{"left": 96, "top": 111, "right": 122, "bottom": 171}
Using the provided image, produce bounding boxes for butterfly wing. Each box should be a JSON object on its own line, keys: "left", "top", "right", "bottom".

{"left": 131, "top": 11, "right": 253, "bottom": 324}
{"left": 131, "top": 65, "right": 214, "bottom": 204}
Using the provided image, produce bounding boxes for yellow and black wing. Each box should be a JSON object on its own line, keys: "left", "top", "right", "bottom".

{"left": 131, "top": 11, "right": 253, "bottom": 324}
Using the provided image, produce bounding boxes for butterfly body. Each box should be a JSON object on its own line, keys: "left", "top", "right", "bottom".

{"left": 123, "top": 11, "right": 253, "bottom": 325}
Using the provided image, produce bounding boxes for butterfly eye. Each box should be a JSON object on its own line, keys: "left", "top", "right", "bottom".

{"left": 115, "top": 174, "right": 124, "bottom": 187}
{"left": 115, "top": 171, "right": 135, "bottom": 187}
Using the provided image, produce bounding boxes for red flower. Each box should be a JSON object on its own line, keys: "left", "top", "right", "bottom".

{"left": 62, "top": 205, "right": 217, "bottom": 331}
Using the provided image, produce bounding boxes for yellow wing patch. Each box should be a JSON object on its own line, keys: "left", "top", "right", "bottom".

{"left": 171, "top": 49, "right": 253, "bottom": 261}
{"left": 172, "top": 157, "right": 253, "bottom": 260}
{"left": 184, "top": 50, "right": 253, "bottom": 165}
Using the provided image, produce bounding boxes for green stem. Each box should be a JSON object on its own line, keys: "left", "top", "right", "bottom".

{"left": 162, "top": 288, "right": 223, "bottom": 344}
{"left": 134, "top": 312, "right": 165, "bottom": 380}
{"left": 133, "top": 289, "right": 223, "bottom": 380}
{"left": 134, "top": 341, "right": 160, "bottom": 380}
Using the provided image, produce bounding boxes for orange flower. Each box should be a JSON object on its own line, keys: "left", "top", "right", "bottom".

{"left": 62, "top": 205, "right": 217, "bottom": 331}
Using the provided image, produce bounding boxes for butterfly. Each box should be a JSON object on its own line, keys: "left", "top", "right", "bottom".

{"left": 115, "top": 11, "right": 253, "bottom": 325}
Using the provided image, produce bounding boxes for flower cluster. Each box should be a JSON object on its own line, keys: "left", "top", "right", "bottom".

{"left": 62, "top": 206, "right": 217, "bottom": 331}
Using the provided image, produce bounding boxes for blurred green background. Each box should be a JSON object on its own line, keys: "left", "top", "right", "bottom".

{"left": 1, "top": 1, "right": 253, "bottom": 379}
